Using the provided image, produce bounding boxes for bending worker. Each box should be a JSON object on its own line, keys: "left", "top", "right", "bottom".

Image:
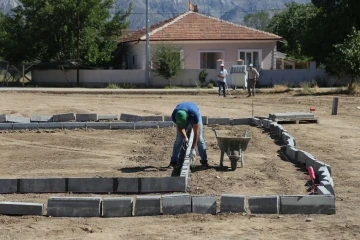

{"left": 170, "top": 101, "right": 208, "bottom": 168}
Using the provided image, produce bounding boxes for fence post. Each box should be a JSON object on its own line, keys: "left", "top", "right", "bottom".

{"left": 332, "top": 97, "right": 339, "bottom": 115}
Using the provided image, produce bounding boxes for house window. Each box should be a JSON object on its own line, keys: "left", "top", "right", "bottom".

{"left": 239, "top": 49, "right": 262, "bottom": 69}
{"left": 200, "top": 51, "right": 224, "bottom": 69}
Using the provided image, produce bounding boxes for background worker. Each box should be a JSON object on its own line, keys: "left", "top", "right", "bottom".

{"left": 217, "top": 63, "right": 228, "bottom": 97}
{"left": 170, "top": 101, "right": 208, "bottom": 168}
{"left": 247, "top": 63, "right": 260, "bottom": 97}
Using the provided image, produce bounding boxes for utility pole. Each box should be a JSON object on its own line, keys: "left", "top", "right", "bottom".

{"left": 76, "top": 0, "right": 80, "bottom": 87}
{"left": 145, "top": 0, "right": 150, "bottom": 87}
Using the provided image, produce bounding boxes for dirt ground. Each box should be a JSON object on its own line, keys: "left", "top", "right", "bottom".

{"left": 0, "top": 91, "right": 359, "bottom": 240}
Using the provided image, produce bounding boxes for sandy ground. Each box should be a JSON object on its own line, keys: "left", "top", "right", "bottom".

{"left": 0, "top": 91, "right": 359, "bottom": 240}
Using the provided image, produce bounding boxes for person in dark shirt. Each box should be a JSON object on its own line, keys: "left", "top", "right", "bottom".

{"left": 170, "top": 102, "right": 208, "bottom": 168}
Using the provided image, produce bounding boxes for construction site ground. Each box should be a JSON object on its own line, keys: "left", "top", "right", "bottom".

{"left": 0, "top": 91, "right": 359, "bottom": 240}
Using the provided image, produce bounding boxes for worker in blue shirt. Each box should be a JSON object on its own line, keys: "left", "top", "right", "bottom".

{"left": 170, "top": 102, "right": 208, "bottom": 168}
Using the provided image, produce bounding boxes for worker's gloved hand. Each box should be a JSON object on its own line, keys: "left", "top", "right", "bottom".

{"left": 189, "top": 149, "right": 196, "bottom": 160}
{"left": 183, "top": 138, "right": 189, "bottom": 148}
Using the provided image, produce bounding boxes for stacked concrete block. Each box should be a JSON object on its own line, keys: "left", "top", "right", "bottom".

{"left": 98, "top": 115, "right": 119, "bottom": 121}
{"left": 0, "top": 202, "right": 44, "bottom": 216}
{"left": 30, "top": 115, "right": 53, "bottom": 122}
{"left": 47, "top": 197, "right": 102, "bottom": 217}
{"left": 86, "top": 122, "right": 111, "bottom": 130}
{"left": 162, "top": 194, "right": 191, "bottom": 215}
{"left": 19, "top": 178, "right": 66, "bottom": 193}
{"left": 269, "top": 112, "right": 314, "bottom": 120}
{"left": 232, "top": 118, "right": 252, "bottom": 126}
{"left": 141, "top": 116, "right": 163, "bottom": 122}
{"left": 0, "top": 123, "right": 13, "bottom": 130}
{"left": 76, "top": 113, "right": 98, "bottom": 122}
{"left": 68, "top": 178, "right": 113, "bottom": 193}
{"left": 140, "top": 177, "right": 186, "bottom": 193}
{"left": 285, "top": 145, "right": 298, "bottom": 163}
{"left": 111, "top": 122, "right": 135, "bottom": 130}
{"left": 158, "top": 121, "right": 174, "bottom": 128}
{"left": 192, "top": 196, "right": 217, "bottom": 215}
{"left": 134, "top": 122, "right": 159, "bottom": 129}
{"left": 38, "top": 122, "right": 62, "bottom": 129}
{"left": 52, "top": 113, "right": 76, "bottom": 122}
{"left": 0, "top": 179, "right": 18, "bottom": 193}
{"left": 13, "top": 123, "right": 39, "bottom": 130}
{"left": 102, "top": 197, "right": 133, "bottom": 217}
{"left": 208, "top": 118, "right": 231, "bottom": 125}
{"left": 120, "top": 113, "right": 142, "bottom": 122}
{"left": 62, "top": 122, "right": 86, "bottom": 129}
{"left": 220, "top": 194, "right": 246, "bottom": 213}
{"left": 114, "top": 178, "right": 139, "bottom": 193}
{"left": 134, "top": 196, "right": 161, "bottom": 216}
{"left": 248, "top": 196, "right": 279, "bottom": 214}
{"left": 280, "top": 195, "right": 335, "bottom": 214}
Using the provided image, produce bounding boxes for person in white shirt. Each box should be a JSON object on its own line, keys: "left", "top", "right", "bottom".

{"left": 217, "top": 63, "right": 228, "bottom": 97}
{"left": 247, "top": 63, "right": 260, "bottom": 97}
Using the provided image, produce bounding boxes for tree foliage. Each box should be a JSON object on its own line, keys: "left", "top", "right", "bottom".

{"left": 151, "top": 42, "right": 183, "bottom": 86}
{"left": 326, "top": 28, "right": 360, "bottom": 92}
{"left": 0, "top": 0, "right": 132, "bottom": 65}
{"left": 243, "top": 12, "right": 271, "bottom": 31}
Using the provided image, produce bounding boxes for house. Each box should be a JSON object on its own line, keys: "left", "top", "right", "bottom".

{"left": 119, "top": 11, "right": 283, "bottom": 71}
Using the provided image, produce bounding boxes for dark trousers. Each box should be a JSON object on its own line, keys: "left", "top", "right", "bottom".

{"left": 218, "top": 81, "right": 226, "bottom": 97}
{"left": 248, "top": 79, "right": 256, "bottom": 96}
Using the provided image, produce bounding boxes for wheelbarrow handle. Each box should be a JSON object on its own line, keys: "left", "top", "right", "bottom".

{"left": 244, "top": 130, "right": 248, "bottom": 137}
{"left": 212, "top": 128, "right": 218, "bottom": 138}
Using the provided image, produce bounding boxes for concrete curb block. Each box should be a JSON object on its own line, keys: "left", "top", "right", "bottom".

{"left": 141, "top": 116, "right": 164, "bottom": 122}
{"left": 31, "top": 115, "right": 53, "bottom": 122}
{"left": 38, "top": 122, "right": 63, "bottom": 129}
{"left": 114, "top": 178, "right": 139, "bottom": 193}
{"left": 111, "top": 122, "right": 135, "bottom": 129}
{"left": 76, "top": 113, "right": 98, "bottom": 122}
{"left": 285, "top": 145, "right": 298, "bottom": 163}
{"left": 3, "top": 115, "right": 31, "bottom": 123}
{"left": 297, "top": 150, "right": 314, "bottom": 165}
{"left": 47, "top": 197, "right": 102, "bottom": 217}
{"left": 134, "top": 196, "right": 161, "bottom": 216}
{"left": 134, "top": 122, "right": 159, "bottom": 129}
{"left": 202, "top": 116, "right": 208, "bottom": 125}
{"left": 220, "top": 194, "right": 246, "bottom": 213}
{"left": 252, "top": 118, "right": 262, "bottom": 127}
{"left": 0, "top": 179, "right": 18, "bottom": 193}
{"left": 140, "top": 177, "right": 186, "bottom": 193}
{"left": 320, "top": 181, "right": 335, "bottom": 195}
{"left": 0, "top": 202, "right": 44, "bottom": 216}
{"left": 68, "top": 178, "right": 113, "bottom": 193}
{"left": 0, "top": 123, "right": 13, "bottom": 130}
{"left": 162, "top": 194, "right": 191, "bottom": 215}
{"left": 232, "top": 118, "right": 252, "bottom": 125}
{"left": 280, "top": 195, "right": 335, "bottom": 214}
{"left": 19, "top": 178, "right": 66, "bottom": 193}
{"left": 86, "top": 122, "right": 111, "bottom": 130}
{"left": 208, "top": 118, "right": 231, "bottom": 125}
{"left": 317, "top": 186, "right": 332, "bottom": 195}
{"left": 98, "top": 115, "right": 119, "bottom": 121}
{"left": 158, "top": 121, "right": 175, "bottom": 128}
{"left": 192, "top": 196, "right": 217, "bottom": 215}
{"left": 13, "top": 123, "right": 39, "bottom": 130}
{"left": 102, "top": 197, "right": 133, "bottom": 217}
{"left": 52, "top": 113, "right": 76, "bottom": 122}
{"left": 120, "top": 113, "right": 142, "bottom": 122}
{"left": 248, "top": 196, "right": 279, "bottom": 214}
{"left": 62, "top": 122, "right": 86, "bottom": 129}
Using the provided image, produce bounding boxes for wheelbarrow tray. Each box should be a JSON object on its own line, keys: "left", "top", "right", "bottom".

{"left": 215, "top": 137, "right": 251, "bottom": 152}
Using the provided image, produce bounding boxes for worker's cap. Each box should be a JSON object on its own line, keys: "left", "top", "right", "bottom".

{"left": 249, "top": 63, "right": 253, "bottom": 67}
{"left": 175, "top": 110, "right": 187, "bottom": 128}
{"left": 220, "top": 63, "right": 224, "bottom": 67}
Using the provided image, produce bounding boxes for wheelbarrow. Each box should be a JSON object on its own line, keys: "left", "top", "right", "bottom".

{"left": 212, "top": 128, "right": 251, "bottom": 171}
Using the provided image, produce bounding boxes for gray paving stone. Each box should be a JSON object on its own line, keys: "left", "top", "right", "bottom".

{"left": 162, "top": 194, "right": 191, "bottom": 215}
{"left": 31, "top": 115, "right": 53, "bottom": 122}
{"left": 280, "top": 195, "right": 335, "bottom": 214}
{"left": 134, "top": 122, "right": 159, "bottom": 129}
{"left": 13, "top": 123, "right": 38, "bottom": 130}
{"left": 248, "top": 196, "right": 279, "bottom": 214}
{"left": 0, "top": 123, "right": 13, "bottom": 130}
{"left": 98, "top": 115, "right": 119, "bottom": 121}
{"left": 102, "top": 197, "right": 133, "bottom": 217}
{"left": 52, "top": 113, "right": 76, "bottom": 122}
{"left": 120, "top": 113, "right": 142, "bottom": 122}
{"left": 192, "top": 196, "right": 217, "bottom": 215}
{"left": 0, "top": 179, "right": 18, "bottom": 193}
{"left": 6, "top": 116, "right": 31, "bottom": 123}
{"left": 286, "top": 145, "right": 298, "bottom": 162}
{"left": 86, "top": 122, "right": 111, "bottom": 129}
{"left": 202, "top": 116, "right": 208, "bottom": 125}
{"left": 140, "top": 177, "right": 186, "bottom": 193}
{"left": 111, "top": 122, "right": 135, "bottom": 130}
{"left": 47, "top": 197, "right": 102, "bottom": 217}
{"left": 158, "top": 121, "right": 175, "bottom": 128}
{"left": 76, "top": 113, "right": 98, "bottom": 122}
{"left": 208, "top": 118, "right": 231, "bottom": 125}
{"left": 317, "top": 186, "right": 332, "bottom": 195}
{"left": 232, "top": 118, "right": 252, "bottom": 125}
{"left": 141, "top": 116, "right": 163, "bottom": 121}
{"left": 62, "top": 122, "right": 86, "bottom": 129}
{"left": 19, "top": 178, "right": 66, "bottom": 193}
{"left": 220, "top": 194, "right": 246, "bottom": 213}
{"left": 68, "top": 178, "right": 113, "bottom": 193}
{"left": 134, "top": 196, "right": 161, "bottom": 216}
{"left": 38, "top": 122, "right": 63, "bottom": 129}
{"left": 114, "top": 178, "right": 139, "bottom": 193}
{"left": 0, "top": 202, "right": 44, "bottom": 216}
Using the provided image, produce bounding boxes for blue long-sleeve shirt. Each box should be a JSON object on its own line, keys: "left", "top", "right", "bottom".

{"left": 171, "top": 102, "right": 201, "bottom": 124}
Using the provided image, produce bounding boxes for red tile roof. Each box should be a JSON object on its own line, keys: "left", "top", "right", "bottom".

{"left": 120, "top": 11, "right": 282, "bottom": 43}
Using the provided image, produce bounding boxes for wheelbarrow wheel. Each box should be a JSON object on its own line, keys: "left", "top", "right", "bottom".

{"left": 230, "top": 159, "right": 237, "bottom": 171}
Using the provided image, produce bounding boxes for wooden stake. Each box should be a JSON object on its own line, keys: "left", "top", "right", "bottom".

{"left": 332, "top": 97, "right": 339, "bottom": 115}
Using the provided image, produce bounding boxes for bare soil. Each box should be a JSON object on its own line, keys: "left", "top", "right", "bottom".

{"left": 0, "top": 92, "right": 359, "bottom": 240}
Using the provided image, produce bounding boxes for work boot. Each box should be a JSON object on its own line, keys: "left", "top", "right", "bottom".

{"left": 168, "top": 161, "right": 177, "bottom": 168}
{"left": 200, "top": 160, "right": 209, "bottom": 169}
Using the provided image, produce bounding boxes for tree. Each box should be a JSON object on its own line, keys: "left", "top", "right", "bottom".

{"left": 325, "top": 28, "right": 360, "bottom": 93}
{"left": 151, "top": 42, "right": 184, "bottom": 87}
{"left": 0, "top": 0, "right": 132, "bottom": 65}
{"left": 266, "top": 3, "right": 318, "bottom": 60}
{"left": 243, "top": 12, "right": 271, "bottom": 31}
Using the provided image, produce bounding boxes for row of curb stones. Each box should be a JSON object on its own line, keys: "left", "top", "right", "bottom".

{"left": 0, "top": 194, "right": 335, "bottom": 217}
